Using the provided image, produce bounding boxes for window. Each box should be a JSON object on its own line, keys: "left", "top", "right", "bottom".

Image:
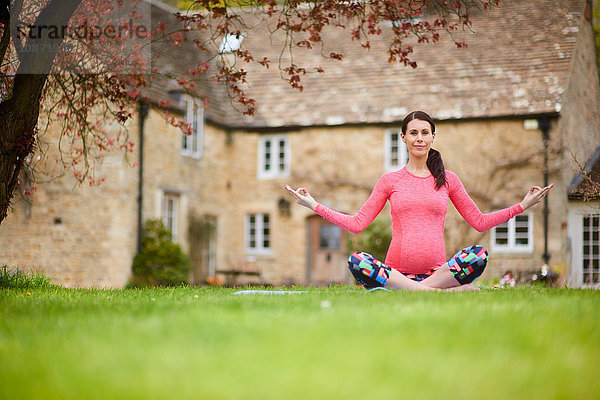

{"left": 181, "top": 95, "right": 203, "bottom": 159}
{"left": 491, "top": 213, "right": 533, "bottom": 253}
{"left": 384, "top": 129, "right": 408, "bottom": 172}
{"left": 582, "top": 215, "right": 600, "bottom": 285}
{"left": 567, "top": 206, "right": 600, "bottom": 287}
{"left": 219, "top": 33, "right": 244, "bottom": 54}
{"left": 246, "top": 213, "right": 271, "bottom": 254}
{"left": 162, "top": 192, "right": 180, "bottom": 242}
{"left": 258, "top": 135, "right": 290, "bottom": 179}
{"left": 319, "top": 224, "right": 341, "bottom": 250}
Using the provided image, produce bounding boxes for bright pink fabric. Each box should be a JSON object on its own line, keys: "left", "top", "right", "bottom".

{"left": 314, "top": 168, "right": 524, "bottom": 274}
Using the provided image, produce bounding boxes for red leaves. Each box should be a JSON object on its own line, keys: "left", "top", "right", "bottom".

{"left": 296, "top": 40, "right": 312, "bottom": 49}
{"left": 187, "top": 64, "right": 210, "bottom": 77}
{"left": 169, "top": 31, "right": 187, "bottom": 46}
{"left": 283, "top": 64, "right": 307, "bottom": 92}
{"left": 6, "top": 0, "right": 499, "bottom": 195}
{"left": 215, "top": 66, "right": 256, "bottom": 115}
{"left": 329, "top": 52, "right": 343, "bottom": 61}
{"left": 176, "top": 77, "right": 196, "bottom": 89}
{"left": 235, "top": 49, "right": 254, "bottom": 63}
{"left": 258, "top": 57, "right": 270, "bottom": 69}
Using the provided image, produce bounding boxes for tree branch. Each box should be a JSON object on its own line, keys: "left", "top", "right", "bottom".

{"left": 0, "top": 21, "right": 9, "bottom": 68}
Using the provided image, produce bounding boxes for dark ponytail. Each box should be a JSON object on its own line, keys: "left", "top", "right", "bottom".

{"left": 426, "top": 148, "right": 446, "bottom": 190}
{"left": 402, "top": 110, "right": 446, "bottom": 190}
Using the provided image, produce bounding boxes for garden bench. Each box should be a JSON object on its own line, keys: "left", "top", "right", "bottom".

{"left": 216, "top": 256, "right": 261, "bottom": 286}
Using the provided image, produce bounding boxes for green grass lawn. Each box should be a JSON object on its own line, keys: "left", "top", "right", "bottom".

{"left": 1, "top": 285, "right": 599, "bottom": 399}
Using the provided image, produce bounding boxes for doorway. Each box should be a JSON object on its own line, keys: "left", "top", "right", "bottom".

{"left": 306, "top": 215, "right": 350, "bottom": 286}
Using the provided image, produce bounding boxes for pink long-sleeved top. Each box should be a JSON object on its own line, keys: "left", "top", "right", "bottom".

{"left": 314, "top": 168, "right": 524, "bottom": 274}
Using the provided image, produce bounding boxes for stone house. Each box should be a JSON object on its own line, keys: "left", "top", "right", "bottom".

{"left": 1, "top": 0, "right": 599, "bottom": 288}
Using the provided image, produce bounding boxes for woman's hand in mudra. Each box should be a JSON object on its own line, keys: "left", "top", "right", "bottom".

{"left": 520, "top": 184, "right": 554, "bottom": 211}
{"left": 285, "top": 185, "right": 318, "bottom": 211}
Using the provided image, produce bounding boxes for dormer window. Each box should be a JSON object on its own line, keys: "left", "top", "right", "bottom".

{"left": 219, "top": 33, "right": 244, "bottom": 54}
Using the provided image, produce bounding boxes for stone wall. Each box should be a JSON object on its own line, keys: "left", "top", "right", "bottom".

{"left": 0, "top": 124, "right": 139, "bottom": 288}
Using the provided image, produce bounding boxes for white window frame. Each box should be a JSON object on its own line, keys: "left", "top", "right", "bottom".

{"left": 258, "top": 134, "right": 290, "bottom": 179}
{"left": 245, "top": 213, "right": 271, "bottom": 255}
{"left": 491, "top": 212, "right": 534, "bottom": 253}
{"left": 161, "top": 192, "right": 180, "bottom": 242}
{"left": 384, "top": 129, "right": 408, "bottom": 172}
{"left": 567, "top": 204, "right": 600, "bottom": 288}
{"left": 181, "top": 95, "right": 204, "bottom": 159}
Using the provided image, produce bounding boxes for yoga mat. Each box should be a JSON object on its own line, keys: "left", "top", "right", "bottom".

{"left": 233, "top": 288, "right": 389, "bottom": 295}
{"left": 233, "top": 290, "right": 309, "bottom": 295}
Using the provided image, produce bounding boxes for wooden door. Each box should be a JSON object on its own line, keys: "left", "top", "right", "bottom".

{"left": 306, "top": 215, "right": 350, "bottom": 286}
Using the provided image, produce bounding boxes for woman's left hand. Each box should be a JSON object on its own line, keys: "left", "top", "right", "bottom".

{"left": 520, "top": 184, "right": 554, "bottom": 211}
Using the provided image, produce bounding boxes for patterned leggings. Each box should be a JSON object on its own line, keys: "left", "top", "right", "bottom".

{"left": 347, "top": 245, "right": 488, "bottom": 289}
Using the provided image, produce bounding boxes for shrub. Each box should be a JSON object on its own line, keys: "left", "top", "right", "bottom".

{"left": 0, "top": 265, "right": 52, "bottom": 289}
{"left": 129, "top": 219, "right": 191, "bottom": 288}
{"left": 346, "top": 216, "right": 392, "bottom": 262}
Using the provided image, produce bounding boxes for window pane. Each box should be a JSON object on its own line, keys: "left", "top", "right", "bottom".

{"left": 248, "top": 214, "right": 256, "bottom": 248}
{"left": 320, "top": 225, "right": 341, "bottom": 249}
{"left": 262, "top": 214, "right": 270, "bottom": 249}
{"left": 390, "top": 133, "right": 399, "bottom": 165}
{"left": 162, "top": 193, "right": 178, "bottom": 241}
{"left": 514, "top": 215, "right": 529, "bottom": 247}
{"left": 495, "top": 223, "right": 508, "bottom": 245}
{"left": 264, "top": 140, "right": 271, "bottom": 171}
{"left": 278, "top": 140, "right": 286, "bottom": 171}
{"left": 515, "top": 215, "right": 529, "bottom": 224}
{"left": 391, "top": 147, "right": 398, "bottom": 164}
{"left": 192, "top": 104, "right": 199, "bottom": 153}
{"left": 515, "top": 237, "right": 528, "bottom": 245}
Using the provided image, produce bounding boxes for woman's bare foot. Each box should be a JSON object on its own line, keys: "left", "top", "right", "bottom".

{"left": 444, "top": 283, "right": 481, "bottom": 292}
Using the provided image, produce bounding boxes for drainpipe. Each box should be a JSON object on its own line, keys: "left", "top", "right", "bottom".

{"left": 137, "top": 101, "right": 149, "bottom": 254}
{"left": 539, "top": 116, "right": 551, "bottom": 265}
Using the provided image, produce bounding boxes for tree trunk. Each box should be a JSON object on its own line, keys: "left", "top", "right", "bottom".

{"left": 0, "top": 0, "right": 83, "bottom": 225}
{"left": 0, "top": 95, "right": 39, "bottom": 224}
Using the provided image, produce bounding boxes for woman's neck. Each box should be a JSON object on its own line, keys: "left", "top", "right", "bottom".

{"left": 405, "top": 158, "right": 430, "bottom": 177}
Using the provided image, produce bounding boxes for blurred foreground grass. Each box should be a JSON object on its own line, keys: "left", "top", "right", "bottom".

{"left": 1, "top": 285, "right": 599, "bottom": 399}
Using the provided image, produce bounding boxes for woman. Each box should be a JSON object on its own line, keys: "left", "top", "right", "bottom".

{"left": 285, "top": 110, "right": 553, "bottom": 291}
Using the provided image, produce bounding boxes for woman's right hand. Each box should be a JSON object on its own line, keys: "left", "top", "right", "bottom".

{"left": 285, "top": 185, "right": 318, "bottom": 211}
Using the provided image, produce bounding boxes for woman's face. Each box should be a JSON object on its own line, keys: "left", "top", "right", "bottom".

{"left": 402, "top": 119, "right": 434, "bottom": 159}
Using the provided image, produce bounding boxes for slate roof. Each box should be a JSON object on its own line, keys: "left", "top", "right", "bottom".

{"left": 569, "top": 145, "right": 600, "bottom": 200}
{"left": 147, "top": 0, "right": 586, "bottom": 128}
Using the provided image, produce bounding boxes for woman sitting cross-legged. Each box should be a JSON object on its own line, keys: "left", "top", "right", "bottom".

{"left": 285, "top": 110, "right": 553, "bottom": 292}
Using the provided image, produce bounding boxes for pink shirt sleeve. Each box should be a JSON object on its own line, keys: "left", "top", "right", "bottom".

{"left": 447, "top": 171, "right": 524, "bottom": 232}
{"left": 314, "top": 174, "right": 392, "bottom": 234}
